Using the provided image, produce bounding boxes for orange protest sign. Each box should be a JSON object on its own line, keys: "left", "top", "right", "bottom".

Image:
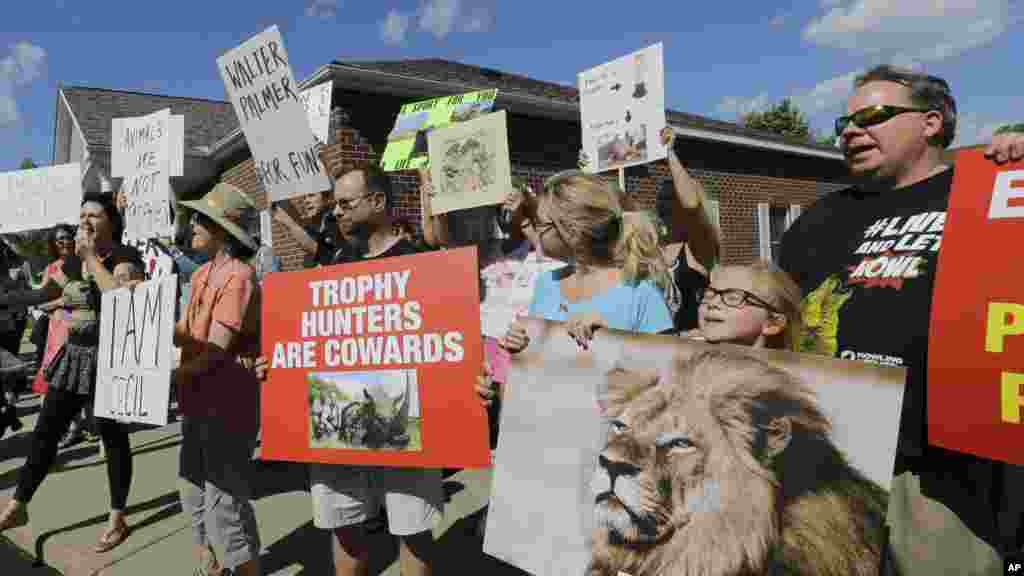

{"left": 928, "top": 150, "right": 1024, "bottom": 465}
{"left": 259, "top": 246, "right": 489, "bottom": 468}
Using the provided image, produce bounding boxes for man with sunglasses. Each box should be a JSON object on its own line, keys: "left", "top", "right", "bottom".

{"left": 779, "top": 65, "right": 1024, "bottom": 574}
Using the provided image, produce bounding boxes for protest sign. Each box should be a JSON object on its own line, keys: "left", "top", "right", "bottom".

{"left": 168, "top": 114, "right": 184, "bottom": 177}
{"left": 928, "top": 150, "right": 1024, "bottom": 465}
{"left": 485, "top": 319, "right": 905, "bottom": 576}
{"left": 300, "top": 81, "right": 332, "bottom": 145}
{"left": 0, "top": 163, "right": 81, "bottom": 233}
{"left": 259, "top": 246, "right": 488, "bottom": 468}
{"left": 95, "top": 275, "right": 178, "bottom": 426}
{"left": 426, "top": 110, "right": 511, "bottom": 215}
{"left": 111, "top": 108, "right": 176, "bottom": 240}
{"left": 479, "top": 250, "right": 564, "bottom": 339}
{"left": 578, "top": 43, "right": 666, "bottom": 173}
{"left": 380, "top": 89, "right": 498, "bottom": 172}
{"left": 217, "top": 25, "right": 330, "bottom": 202}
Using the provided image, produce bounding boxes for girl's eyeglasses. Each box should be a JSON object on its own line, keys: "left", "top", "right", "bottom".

{"left": 698, "top": 286, "right": 781, "bottom": 314}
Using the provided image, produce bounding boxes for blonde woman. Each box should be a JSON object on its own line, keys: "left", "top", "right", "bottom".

{"left": 496, "top": 170, "right": 673, "bottom": 353}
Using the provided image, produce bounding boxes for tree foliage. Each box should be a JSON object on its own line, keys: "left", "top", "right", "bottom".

{"left": 741, "top": 98, "right": 811, "bottom": 141}
{"left": 995, "top": 123, "right": 1024, "bottom": 135}
{"left": 19, "top": 158, "right": 37, "bottom": 170}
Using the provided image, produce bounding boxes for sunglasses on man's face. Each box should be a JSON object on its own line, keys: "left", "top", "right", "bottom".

{"left": 835, "top": 105, "right": 935, "bottom": 137}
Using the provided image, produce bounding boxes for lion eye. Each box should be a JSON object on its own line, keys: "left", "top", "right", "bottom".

{"left": 609, "top": 419, "right": 629, "bottom": 434}
{"left": 658, "top": 436, "right": 696, "bottom": 452}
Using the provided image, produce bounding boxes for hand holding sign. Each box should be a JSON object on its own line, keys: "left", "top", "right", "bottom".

{"left": 983, "top": 131, "right": 1024, "bottom": 164}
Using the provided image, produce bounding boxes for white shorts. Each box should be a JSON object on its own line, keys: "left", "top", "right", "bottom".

{"left": 310, "top": 464, "right": 443, "bottom": 536}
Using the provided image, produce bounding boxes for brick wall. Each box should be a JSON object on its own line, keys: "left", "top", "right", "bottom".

{"left": 215, "top": 103, "right": 849, "bottom": 271}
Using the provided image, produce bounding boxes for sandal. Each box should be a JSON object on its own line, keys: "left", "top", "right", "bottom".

{"left": 0, "top": 504, "right": 28, "bottom": 531}
{"left": 95, "top": 521, "right": 130, "bottom": 553}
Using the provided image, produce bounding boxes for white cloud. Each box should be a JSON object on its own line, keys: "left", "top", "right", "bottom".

{"left": 380, "top": 10, "right": 412, "bottom": 45}
{"left": 0, "top": 42, "right": 47, "bottom": 126}
{"left": 791, "top": 69, "right": 861, "bottom": 115}
{"left": 820, "top": 0, "right": 842, "bottom": 7}
{"left": 715, "top": 93, "right": 771, "bottom": 119}
{"left": 305, "top": 0, "right": 338, "bottom": 19}
{"left": 418, "top": 0, "right": 494, "bottom": 39}
{"left": 803, "top": 0, "right": 1011, "bottom": 62}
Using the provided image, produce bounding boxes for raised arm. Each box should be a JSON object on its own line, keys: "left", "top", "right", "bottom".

{"left": 660, "top": 127, "right": 721, "bottom": 271}
{"left": 272, "top": 203, "right": 319, "bottom": 256}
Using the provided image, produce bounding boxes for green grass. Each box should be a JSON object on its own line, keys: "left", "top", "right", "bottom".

{"left": 310, "top": 417, "right": 423, "bottom": 452}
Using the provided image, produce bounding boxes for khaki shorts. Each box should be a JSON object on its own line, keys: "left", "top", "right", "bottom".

{"left": 886, "top": 471, "right": 1005, "bottom": 576}
{"left": 310, "top": 463, "right": 443, "bottom": 536}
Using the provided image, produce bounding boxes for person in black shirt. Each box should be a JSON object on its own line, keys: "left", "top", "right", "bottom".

{"left": 779, "top": 64, "right": 1024, "bottom": 574}
{"left": 272, "top": 191, "right": 352, "bottom": 268}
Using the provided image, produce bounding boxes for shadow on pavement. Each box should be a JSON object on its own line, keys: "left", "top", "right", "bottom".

{"left": 259, "top": 520, "right": 399, "bottom": 576}
{"left": 435, "top": 507, "right": 530, "bottom": 575}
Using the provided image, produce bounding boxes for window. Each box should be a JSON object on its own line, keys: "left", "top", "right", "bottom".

{"left": 757, "top": 203, "right": 801, "bottom": 264}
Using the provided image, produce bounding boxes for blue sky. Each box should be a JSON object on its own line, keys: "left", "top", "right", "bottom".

{"left": 1, "top": 0, "right": 1022, "bottom": 171}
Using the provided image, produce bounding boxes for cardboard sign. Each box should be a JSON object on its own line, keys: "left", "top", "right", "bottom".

{"left": 928, "top": 150, "right": 1024, "bottom": 465}
{"left": 95, "top": 275, "right": 178, "bottom": 426}
{"left": 0, "top": 163, "right": 81, "bottom": 233}
{"left": 300, "top": 81, "right": 333, "bottom": 145}
{"left": 380, "top": 89, "right": 498, "bottom": 172}
{"left": 485, "top": 319, "right": 906, "bottom": 576}
{"left": 217, "top": 25, "right": 331, "bottom": 202}
{"left": 479, "top": 250, "right": 565, "bottom": 339}
{"left": 112, "top": 108, "right": 176, "bottom": 240}
{"left": 578, "top": 43, "right": 667, "bottom": 173}
{"left": 259, "top": 247, "right": 488, "bottom": 468}
{"left": 426, "top": 110, "right": 512, "bottom": 215}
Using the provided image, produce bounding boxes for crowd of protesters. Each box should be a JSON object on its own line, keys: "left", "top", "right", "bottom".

{"left": 0, "top": 64, "right": 1023, "bottom": 576}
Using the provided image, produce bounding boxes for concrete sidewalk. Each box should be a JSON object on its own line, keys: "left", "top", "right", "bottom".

{"left": 0, "top": 391, "right": 526, "bottom": 576}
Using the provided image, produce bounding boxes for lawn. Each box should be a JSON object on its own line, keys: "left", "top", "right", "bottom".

{"left": 310, "top": 417, "right": 423, "bottom": 452}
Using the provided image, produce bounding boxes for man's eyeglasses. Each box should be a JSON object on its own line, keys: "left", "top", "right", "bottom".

{"left": 54, "top": 235, "right": 74, "bottom": 243}
{"left": 835, "top": 105, "right": 935, "bottom": 137}
{"left": 698, "top": 286, "right": 781, "bottom": 314}
{"left": 332, "top": 194, "right": 371, "bottom": 212}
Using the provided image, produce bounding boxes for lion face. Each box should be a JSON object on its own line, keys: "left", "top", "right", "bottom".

{"left": 591, "top": 381, "right": 725, "bottom": 548}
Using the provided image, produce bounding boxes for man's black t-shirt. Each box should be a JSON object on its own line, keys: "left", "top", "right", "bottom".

{"left": 779, "top": 168, "right": 1018, "bottom": 551}
{"left": 327, "top": 236, "right": 423, "bottom": 266}
{"left": 304, "top": 208, "right": 347, "bottom": 268}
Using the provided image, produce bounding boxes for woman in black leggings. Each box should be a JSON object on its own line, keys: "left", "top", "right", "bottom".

{"left": 0, "top": 192, "right": 142, "bottom": 554}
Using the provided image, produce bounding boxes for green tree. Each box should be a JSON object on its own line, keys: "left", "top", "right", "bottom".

{"left": 994, "top": 123, "right": 1024, "bottom": 135}
{"left": 741, "top": 98, "right": 812, "bottom": 141}
{"left": 18, "top": 158, "right": 36, "bottom": 170}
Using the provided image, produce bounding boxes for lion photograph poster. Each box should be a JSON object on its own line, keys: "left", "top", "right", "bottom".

{"left": 484, "top": 318, "right": 906, "bottom": 576}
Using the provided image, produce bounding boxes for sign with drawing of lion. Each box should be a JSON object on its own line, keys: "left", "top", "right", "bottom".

{"left": 426, "top": 109, "right": 511, "bottom": 215}
{"left": 484, "top": 318, "right": 906, "bottom": 576}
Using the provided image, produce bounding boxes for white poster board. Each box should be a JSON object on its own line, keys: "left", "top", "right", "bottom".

{"left": 111, "top": 108, "right": 176, "bottom": 240}
{"left": 578, "top": 43, "right": 666, "bottom": 173}
{"left": 95, "top": 275, "right": 178, "bottom": 426}
{"left": 0, "top": 163, "right": 81, "bottom": 233}
{"left": 300, "top": 81, "right": 332, "bottom": 145}
{"left": 168, "top": 114, "right": 184, "bottom": 178}
{"left": 426, "top": 110, "right": 511, "bottom": 215}
{"left": 217, "top": 25, "right": 331, "bottom": 202}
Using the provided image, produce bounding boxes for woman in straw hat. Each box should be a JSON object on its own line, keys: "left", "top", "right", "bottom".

{"left": 0, "top": 192, "right": 142, "bottom": 553}
{"left": 173, "top": 182, "right": 263, "bottom": 576}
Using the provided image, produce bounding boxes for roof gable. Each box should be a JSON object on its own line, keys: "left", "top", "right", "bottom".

{"left": 60, "top": 86, "right": 239, "bottom": 153}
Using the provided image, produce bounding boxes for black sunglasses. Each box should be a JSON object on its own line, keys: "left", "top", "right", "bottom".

{"left": 835, "top": 105, "right": 935, "bottom": 136}
{"left": 699, "top": 286, "right": 781, "bottom": 314}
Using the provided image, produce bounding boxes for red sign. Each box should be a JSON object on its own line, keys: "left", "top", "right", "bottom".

{"left": 260, "top": 247, "right": 489, "bottom": 468}
{"left": 928, "top": 150, "right": 1024, "bottom": 464}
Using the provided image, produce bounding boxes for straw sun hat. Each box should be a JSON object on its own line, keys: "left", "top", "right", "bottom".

{"left": 180, "top": 182, "right": 258, "bottom": 251}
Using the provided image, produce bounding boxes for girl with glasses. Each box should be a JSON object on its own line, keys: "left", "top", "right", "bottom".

{"left": 684, "top": 260, "right": 802, "bottom": 351}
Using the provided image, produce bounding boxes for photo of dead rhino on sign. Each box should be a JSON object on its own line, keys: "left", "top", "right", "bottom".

{"left": 308, "top": 370, "right": 423, "bottom": 452}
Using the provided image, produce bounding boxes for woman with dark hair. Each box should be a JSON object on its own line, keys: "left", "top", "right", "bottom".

{"left": 174, "top": 183, "right": 263, "bottom": 576}
{"left": 0, "top": 192, "right": 141, "bottom": 553}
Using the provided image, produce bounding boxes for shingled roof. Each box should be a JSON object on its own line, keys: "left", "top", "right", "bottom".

{"left": 60, "top": 86, "right": 239, "bottom": 153}
{"left": 333, "top": 58, "right": 839, "bottom": 154}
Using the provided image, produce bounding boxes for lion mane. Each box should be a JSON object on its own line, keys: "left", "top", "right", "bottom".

{"left": 586, "top": 349, "right": 892, "bottom": 576}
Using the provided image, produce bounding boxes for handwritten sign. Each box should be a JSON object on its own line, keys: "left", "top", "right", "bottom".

{"left": 380, "top": 89, "right": 498, "bottom": 172}
{"left": 111, "top": 108, "right": 176, "bottom": 240}
{"left": 578, "top": 43, "right": 666, "bottom": 173}
{"left": 300, "top": 81, "right": 332, "bottom": 145}
{"left": 260, "top": 247, "right": 488, "bottom": 467}
{"left": 217, "top": 25, "right": 331, "bottom": 202}
{"left": 95, "top": 275, "right": 177, "bottom": 426}
{"left": 0, "top": 163, "right": 81, "bottom": 233}
{"left": 427, "top": 110, "right": 511, "bottom": 215}
{"left": 928, "top": 151, "right": 1024, "bottom": 465}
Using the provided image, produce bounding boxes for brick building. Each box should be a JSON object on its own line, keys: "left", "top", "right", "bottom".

{"left": 53, "top": 58, "right": 851, "bottom": 268}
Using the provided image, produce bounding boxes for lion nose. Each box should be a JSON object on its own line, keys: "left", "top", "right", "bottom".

{"left": 599, "top": 454, "right": 640, "bottom": 484}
